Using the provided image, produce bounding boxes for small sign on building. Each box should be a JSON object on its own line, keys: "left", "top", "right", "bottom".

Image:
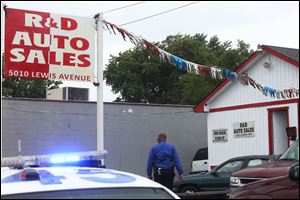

{"left": 233, "top": 121, "right": 255, "bottom": 138}
{"left": 212, "top": 129, "right": 228, "bottom": 142}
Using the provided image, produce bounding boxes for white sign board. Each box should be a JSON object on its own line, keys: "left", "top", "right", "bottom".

{"left": 233, "top": 121, "right": 255, "bottom": 138}
{"left": 212, "top": 129, "right": 228, "bottom": 142}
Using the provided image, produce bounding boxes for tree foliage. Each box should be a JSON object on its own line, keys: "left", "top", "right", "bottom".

{"left": 1, "top": 53, "right": 63, "bottom": 98}
{"left": 2, "top": 78, "right": 62, "bottom": 98}
{"left": 105, "top": 34, "right": 254, "bottom": 104}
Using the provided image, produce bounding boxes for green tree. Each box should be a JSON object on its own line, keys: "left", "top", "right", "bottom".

{"left": 1, "top": 52, "right": 63, "bottom": 98}
{"left": 104, "top": 34, "right": 254, "bottom": 104}
{"left": 2, "top": 78, "right": 62, "bottom": 98}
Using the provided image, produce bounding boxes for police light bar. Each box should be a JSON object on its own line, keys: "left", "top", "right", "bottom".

{"left": 1, "top": 150, "right": 107, "bottom": 168}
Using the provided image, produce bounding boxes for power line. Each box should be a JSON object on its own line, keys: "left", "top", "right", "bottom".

{"left": 117, "top": 1, "right": 200, "bottom": 27}
{"left": 103, "top": 1, "right": 148, "bottom": 14}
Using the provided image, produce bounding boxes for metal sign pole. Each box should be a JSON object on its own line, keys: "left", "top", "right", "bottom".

{"left": 95, "top": 13, "right": 104, "bottom": 165}
{"left": 1, "top": 3, "right": 6, "bottom": 159}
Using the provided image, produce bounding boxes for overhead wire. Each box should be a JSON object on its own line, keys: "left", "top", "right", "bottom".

{"left": 103, "top": 1, "right": 148, "bottom": 14}
{"left": 104, "top": 1, "right": 200, "bottom": 29}
{"left": 88, "top": 1, "right": 148, "bottom": 18}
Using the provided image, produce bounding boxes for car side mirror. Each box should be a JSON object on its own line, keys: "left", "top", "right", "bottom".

{"left": 289, "top": 165, "right": 299, "bottom": 181}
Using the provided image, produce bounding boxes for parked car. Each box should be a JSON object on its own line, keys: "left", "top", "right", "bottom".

{"left": 2, "top": 166, "right": 180, "bottom": 199}
{"left": 1, "top": 152, "right": 180, "bottom": 199}
{"left": 172, "top": 155, "right": 276, "bottom": 194}
{"left": 229, "top": 164, "right": 299, "bottom": 199}
{"left": 230, "top": 139, "right": 299, "bottom": 188}
{"left": 190, "top": 147, "right": 208, "bottom": 174}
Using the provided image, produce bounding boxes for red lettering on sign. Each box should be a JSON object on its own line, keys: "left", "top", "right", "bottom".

{"left": 70, "top": 37, "right": 89, "bottom": 51}
{"left": 63, "top": 53, "right": 77, "bottom": 66}
{"left": 58, "top": 73, "right": 90, "bottom": 81}
{"left": 53, "top": 35, "right": 69, "bottom": 49}
{"left": 4, "top": 8, "right": 93, "bottom": 81}
{"left": 49, "top": 51, "right": 61, "bottom": 65}
{"left": 61, "top": 17, "right": 78, "bottom": 31}
{"left": 78, "top": 54, "right": 91, "bottom": 67}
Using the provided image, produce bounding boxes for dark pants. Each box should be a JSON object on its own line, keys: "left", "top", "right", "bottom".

{"left": 153, "top": 167, "right": 175, "bottom": 189}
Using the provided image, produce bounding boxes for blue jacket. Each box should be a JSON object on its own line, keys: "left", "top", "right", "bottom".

{"left": 147, "top": 141, "right": 183, "bottom": 176}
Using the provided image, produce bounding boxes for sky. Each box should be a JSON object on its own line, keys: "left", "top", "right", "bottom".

{"left": 1, "top": 1, "right": 299, "bottom": 102}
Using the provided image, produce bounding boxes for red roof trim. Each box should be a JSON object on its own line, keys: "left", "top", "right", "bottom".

{"left": 209, "top": 99, "right": 298, "bottom": 112}
{"left": 193, "top": 79, "right": 229, "bottom": 112}
{"left": 193, "top": 52, "right": 259, "bottom": 112}
{"left": 194, "top": 46, "right": 299, "bottom": 113}
{"left": 262, "top": 46, "right": 299, "bottom": 67}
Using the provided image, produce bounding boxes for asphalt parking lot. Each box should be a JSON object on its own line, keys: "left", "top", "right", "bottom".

{"left": 178, "top": 191, "right": 228, "bottom": 199}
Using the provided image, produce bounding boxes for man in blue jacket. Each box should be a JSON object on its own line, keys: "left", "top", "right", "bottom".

{"left": 147, "top": 133, "right": 184, "bottom": 189}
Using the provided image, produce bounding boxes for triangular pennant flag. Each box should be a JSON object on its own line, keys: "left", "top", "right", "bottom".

{"left": 102, "top": 19, "right": 299, "bottom": 99}
{"left": 276, "top": 91, "right": 281, "bottom": 99}
{"left": 281, "top": 91, "right": 286, "bottom": 99}
{"left": 115, "top": 27, "right": 127, "bottom": 41}
{"left": 248, "top": 78, "right": 256, "bottom": 89}
{"left": 256, "top": 83, "right": 264, "bottom": 93}
{"left": 143, "top": 39, "right": 159, "bottom": 55}
{"left": 210, "top": 67, "right": 217, "bottom": 79}
{"left": 108, "top": 23, "right": 117, "bottom": 35}
{"left": 186, "top": 62, "right": 199, "bottom": 75}
{"left": 103, "top": 20, "right": 112, "bottom": 34}
{"left": 269, "top": 88, "right": 276, "bottom": 98}
{"left": 198, "top": 65, "right": 210, "bottom": 76}
{"left": 229, "top": 72, "right": 236, "bottom": 80}
{"left": 170, "top": 55, "right": 187, "bottom": 71}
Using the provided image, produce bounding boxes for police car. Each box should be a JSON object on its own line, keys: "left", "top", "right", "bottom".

{"left": 1, "top": 152, "right": 180, "bottom": 199}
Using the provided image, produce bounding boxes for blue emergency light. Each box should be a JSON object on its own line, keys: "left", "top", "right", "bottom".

{"left": 50, "top": 156, "right": 80, "bottom": 164}
{"left": 1, "top": 151, "right": 107, "bottom": 169}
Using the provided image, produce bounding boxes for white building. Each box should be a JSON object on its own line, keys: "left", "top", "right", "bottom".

{"left": 194, "top": 45, "right": 299, "bottom": 168}
{"left": 47, "top": 87, "right": 89, "bottom": 101}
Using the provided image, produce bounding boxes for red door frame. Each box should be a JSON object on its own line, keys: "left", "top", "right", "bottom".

{"left": 267, "top": 107, "right": 290, "bottom": 155}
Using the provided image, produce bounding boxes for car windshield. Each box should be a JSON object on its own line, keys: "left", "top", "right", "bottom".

{"left": 216, "top": 160, "right": 243, "bottom": 175}
{"left": 1, "top": 187, "right": 175, "bottom": 199}
{"left": 279, "top": 140, "right": 299, "bottom": 161}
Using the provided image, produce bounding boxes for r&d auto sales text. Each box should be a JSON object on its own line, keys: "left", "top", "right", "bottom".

{"left": 9, "top": 13, "right": 91, "bottom": 67}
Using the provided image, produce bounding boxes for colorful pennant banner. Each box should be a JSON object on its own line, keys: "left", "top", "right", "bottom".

{"left": 102, "top": 20, "right": 299, "bottom": 99}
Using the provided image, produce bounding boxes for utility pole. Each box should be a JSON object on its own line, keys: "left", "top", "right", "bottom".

{"left": 95, "top": 13, "right": 104, "bottom": 165}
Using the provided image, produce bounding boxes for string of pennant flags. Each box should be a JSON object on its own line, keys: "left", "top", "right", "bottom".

{"left": 102, "top": 20, "right": 299, "bottom": 99}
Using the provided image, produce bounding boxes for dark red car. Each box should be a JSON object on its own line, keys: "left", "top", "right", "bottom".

{"left": 230, "top": 139, "right": 299, "bottom": 188}
{"left": 229, "top": 164, "right": 299, "bottom": 199}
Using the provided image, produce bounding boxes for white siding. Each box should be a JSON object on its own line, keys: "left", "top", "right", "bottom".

{"left": 289, "top": 103, "right": 299, "bottom": 128}
{"left": 209, "top": 54, "right": 299, "bottom": 109}
{"left": 207, "top": 103, "right": 298, "bottom": 166}
{"left": 47, "top": 88, "right": 64, "bottom": 100}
